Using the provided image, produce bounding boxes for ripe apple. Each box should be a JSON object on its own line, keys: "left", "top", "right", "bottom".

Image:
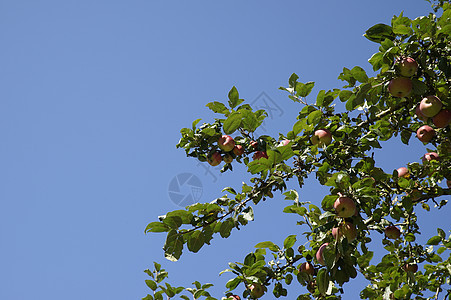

{"left": 419, "top": 96, "right": 442, "bottom": 117}
{"left": 388, "top": 77, "right": 412, "bottom": 98}
{"left": 250, "top": 141, "right": 258, "bottom": 149}
{"left": 415, "top": 105, "right": 428, "bottom": 122}
{"left": 396, "top": 167, "right": 410, "bottom": 178}
{"left": 248, "top": 283, "right": 266, "bottom": 299}
{"left": 403, "top": 263, "right": 418, "bottom": 273}
{"left": 253, "top": 151, "right": 268, "bottom": 160}
{"left": 396, "top": 57, "right": 418, "bottom": 77}
{"left": 432, "top": 109, "right": 451, "bottom": 128}
{"left": 422, "top": 152, "right": 440, "bottom": 162}
{"left": 316, "top": 243, "right": 329, "bottom": 265}
{"left": 299, "top": 262, "right": 315, "bottom": 275}
{"left": 332, "top": 222, "right": 357, "bottom": 242}
{"left": 279, "top": 139, "right": 290, "bottom": 147}
{"left": 218, "top": 135, "right": 235, "bottom": 152}
{"left": 207, "top": 152, "right": 222, "bottom": 166}
{"left": 384, "top": 225, "right": 401, "bottom": 239}
{"left": 333, "top": 196, "right": 356, "bottom": 218}
{"left": 311, "top": 129, "right": 332, "bottom": 147}
{"left": 416, "top": 125, "right": 435, "bottom": 143}
{"left": 223, "top": 153, "right": 233, "bottom": 164}
{"left": 227, "top": 295, "right": 241, "bottom": 300}
{"left": 232, "top": 145, "right": 245, "bottom": 156}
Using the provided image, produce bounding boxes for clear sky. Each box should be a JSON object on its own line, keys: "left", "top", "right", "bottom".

{"left": 1, "top": 1, "right": 448, "bottom": 299}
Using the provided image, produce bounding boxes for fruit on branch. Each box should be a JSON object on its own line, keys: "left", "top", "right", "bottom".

{"left": 218, "top": 135, "right": 235, "bottom": 152}
{"left": 248, "top": 283, "right": 266, "bottom": 299}
{"left": 253, "top": 151, "right": 268, "bottom": 160}
{"left": 396, "top": 57, "right": 418, "bottom": 77}
{"left": 316, "top": 243, "right": 329, "bottom": 266}
{"left": 311, "top": 129, "right": 332, "bottom": 147}
{"left": 432, "top": 109, "right": 451, "bottom": 128}
{"left": 223, "top": 153, "right": 234, "bottom": 164}
{"left": 207, "top": 152, "right": 222, "bottom": 166}
{"left": 250, "top": 141, "right": 258, "bottom": 149}
{"left": 415, "top": 105, "right": 428, "bottom": 122}
{"left": 384, "top": 225, "right": 401, "bottom": 239}
{"left": 416, "top": 125, "right": 435, "bottom": 143}
{"left": 396, "top": 167, "right": 410, "bottom": 178}
{"left": 233, "top": 145, "right": 245, "bottom": 156}
{"left": 419, "top": 96, "right": 442, "bottom": 117}
{"left": 227, "top": 295, "right": 241, "bottom": 300}
{"left": 278, "top": 139, "right": 290, "bottom": 146}
{"left": 299, "top": 261, "right": 315, "bottom": 275}
{"left": 388, "top": 77, "right": 412, "bottom": 98}
{"left": 332, "top": 222, "right": 357, "bottom": 242}
{"left": 333, "top": 196, "right": 357, "bottom": 218}
{"left": 422, "top": 152, "right": 440, "bottom": 162}
{"left": 403, "top": 263, "right": 418, "bottom": 273}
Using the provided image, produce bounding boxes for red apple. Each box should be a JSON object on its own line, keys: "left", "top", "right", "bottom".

{"left": 333, "top": 196, "right": 356, "bottom": 218}
{"left": 207, "top": 152, "right": 222, "bottom": 166}
{"left": 396, "top": 167, "right": 410, "bottom": 178}
{"left": 223, "top": 153, "right": 233, "bottom": 164}
{"left": 311, "top": 129, "right": 332, "bottom": 147}
{"left": 279, "top": 139, "right": 290, "bottom": 146}
{"left": 253, "top": 151, "right": 268, "bottom": 160}
{"left": 232, "top": 145, "right": 245, "bottom": 156}
{"left": 416, "top": 125, "right": 435, "bottom": 143}
{"left": 432, "top": 109, "right": 451, "bottom": 128}
{"left": 396, "top": 57, "right": 418, "bottom": 77}
{"left": 218, "top": 135, "right": 235, "bottom": 152}
{"left": 332, "top": 222, "right": 357, "bottom": 242}
{"left": 316, "top": 243, "right": 329, "bottom": 265}
{"left": 250, "top": 141, "right": 258, "bottom": 149}
{"left": 227, "top": 296, "right": 241, "bottom": 300}
{"left": 419, "top": 96, "right": 442, "bottom": 117}
{"left": 384, "top": 225, "right": 401, "bottom": 239}
{"left": 299, "top": 262, "right": 315, "bottom": 275}
{"left": 422, "top": 152, "right": 440, "bottom": 162}
{"left": 403, "top": 263, "right": 418, "bottom": 273}
{"left": 388, "top": 77, "right": 412, "bottom": 98}
{"left": 248, "top": 283, "right": 266, "bottom": 299}
{"left": 415, "top": 105, "right": 428, "bottom": 122}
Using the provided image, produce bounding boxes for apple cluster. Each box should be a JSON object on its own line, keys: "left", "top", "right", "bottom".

{"left": 207, "top": 135, "right": 245, "bottom": 167}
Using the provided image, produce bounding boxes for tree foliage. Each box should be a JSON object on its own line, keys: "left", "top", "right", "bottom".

{"left": 144, "top": 2, "right": 451, "bottom": 299}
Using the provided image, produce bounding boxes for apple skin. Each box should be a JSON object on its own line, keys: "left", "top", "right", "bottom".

{"left": 332, "top": 222, "right": 357, "bottom": 242}
{"left": 422, "top": 152, "right": 440, "bottom": 162}
{"left": 253, "top": 151, "right": 268, "bottom": 160}
{"left": 415, "top": 105, "right": 429, "bottom": 122}
{"left": 218, "top": 135, "right": 235, "bottom": 152}
{"left": 311, "top": 129, "right": 332, "bottom": 147}
{"left": 232, "top": 145, "right": 245, "bottom": 156}
{"left": 385, "top": 225, "right": 401, "bottom": 239}
{"left": 248, "top": 283, "right": 266, "bottom": 299}
{"left": 207, "top": 152, "right": 222, "bottom": 166}
{"left": 403, "top": 263, "right": 418, "bottom": 273}
{"left": 223, "top": 153, "right": 233, "bottom": 164}
{"left": 227, "top": 296, "right": 241, "bottom": 300}
{"left": 432, "top": 109, "right": 451, "bottom": 128}
{"left": 388, "top": 77, "right": 412, "bottom": 98}
{"left": 279, "top": 139, "right": 290, "bottom": 146}
{"left": 396, "top": 167, "right": 410, "bottom": 178}
{"left": 250, "top": 141, "right": 258, "bottom": 149}
{"left": 397, "top": 57, "right": 418, "bottom": 77}
{"left": 416, "top": 125, "right": 435, "bottom": 143}
{"left": 333, "top": 196, "right": 356, "bottom": 218}
{"left": 299, "top": 262, "right": 315, "bottom": 275}
{"left": 419, "top": 96, "right": 442, "bottom": 117}
{"left": 316, "top": 243, "right": 329, "bottom": 266}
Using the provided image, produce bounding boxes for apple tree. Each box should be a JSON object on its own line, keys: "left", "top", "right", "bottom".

{"left": 144, "top": 1, "right": 451, "bottom": 299}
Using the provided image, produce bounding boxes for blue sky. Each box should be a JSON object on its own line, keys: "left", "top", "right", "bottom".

{"left": 1, "top": 1, "right": 448, "bottom": 299}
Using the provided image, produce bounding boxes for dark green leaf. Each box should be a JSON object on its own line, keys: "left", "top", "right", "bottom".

{"left": 187, "top": 230, "right": 204, "bottom": 253}
{"left": 283, "top": 235, "right": 297, "bottom": 249}
{"left": 427, "top": 236, "right": 442, "bottom": 245}
{"left": 223, "top": 112, "right": 242, "bottom": 134}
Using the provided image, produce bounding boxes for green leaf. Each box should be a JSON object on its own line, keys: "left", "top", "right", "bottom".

{"left": 240, "top": 110, "right": 259, "bottom": 132}
{"left": 317, "top": 269, "right": 330, "bottom": 295}
{"left": 339, "top": 90, "right": 353, "bottom": 102}
{"left": 223, "top": 112, "right": 241, "bottom": 134}
{"left": 163, "top": 229, "right": 184, "bottom": 261}
{"left": 411, "top": 79, "right": 428, "bottom": 95}
{"left": 255, "top": 241, "right": 280, "bottom": 252}
{"left": 219, "top": 218, "right": 235, "bottom": 238}
{"left": 162, "top": 216, "right": 183, "bottom": 229}
{"left": 187, "top": 230, "right": 204, "bottom": 253}
{"left": 283, "top": 235, "right": 297, "bottom": 249}
{"left": 296, "top": 81, "right": 315, "bottom": 97}
{"left": 364, "top": 23, "right": 394, "bottom": 43}
{"left": 393, "top": 24, "right": 413, "bottom": 35}
{"left": 368, "top": 52, "right": 384, "bottom": 71}
{"left": 427, "top": 236, "right": 442, "bottom": 245}
{"left": 228, "top": 86, "right": 243, "bottom": 109}
{"left": 288, "top": 73, "right": 299, "bottom": 88}
{"left": 351, "top": 66, "right": 369, "bottom": 83}
{"left": 437, "top": 228, "right": 446, "bottom": 239}
{"left": 225, "top": 277, "right": 241, "bottom": 290}
{"left": 145, "top": 280, "right": 157, "bottom": 291}
{"left": 206, "top": 101, "right": 229, "bottom": 115}
{"left": 145, "top": 222, "right": 171, "bottom": 233}
{"left": 307, "top": 110, "right": 322, "bottom": 125}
